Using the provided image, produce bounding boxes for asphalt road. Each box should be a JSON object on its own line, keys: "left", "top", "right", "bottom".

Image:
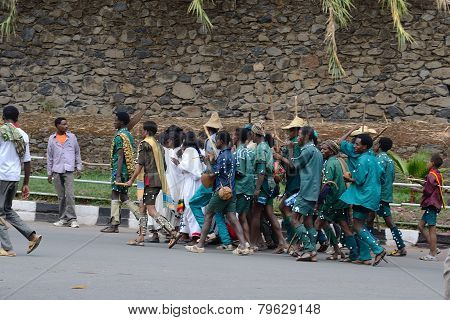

{"left": 0, "top": 222, "right": 447, "bottom": 300}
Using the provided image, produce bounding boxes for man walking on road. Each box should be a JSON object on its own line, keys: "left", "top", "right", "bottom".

{"left": 47, "top": 117, "right": 83, "bottom": 228}
{"left": 0, "top": 105, "right": 42, "bottom": 257}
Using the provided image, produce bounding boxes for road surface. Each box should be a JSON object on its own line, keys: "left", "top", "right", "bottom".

{"left": 0, "top": 222, "right": 446, "bottom": 299}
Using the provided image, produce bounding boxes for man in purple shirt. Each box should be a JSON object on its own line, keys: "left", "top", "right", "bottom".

{"left": 47, "top": 117, "right": 82, "bottom": 228}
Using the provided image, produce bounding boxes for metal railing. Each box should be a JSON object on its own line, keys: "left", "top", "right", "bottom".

{"left": 24, "top": 155, "right": 449, "bottom": 206}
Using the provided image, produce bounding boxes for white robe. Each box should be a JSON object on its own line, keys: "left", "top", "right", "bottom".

{"left": 179, "top": 147, "right": 204, "bottom": 237}
{"left": 148, "top": 146, "right": 183, "bottom": 230}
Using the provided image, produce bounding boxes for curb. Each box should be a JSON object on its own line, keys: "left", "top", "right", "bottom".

{"left": 13, "top": 200, "right": 139, "bottom": 229}
{"left": 12, "top": 200, "right": 450, "bottom": 245}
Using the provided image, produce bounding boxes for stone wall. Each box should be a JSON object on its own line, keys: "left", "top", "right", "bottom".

{"left": 0, "top": 0, "right": 449, "bottom": 122}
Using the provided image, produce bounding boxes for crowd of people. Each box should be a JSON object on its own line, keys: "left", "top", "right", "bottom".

{"left": 0, "top": 105, "right": 446, "bottom": 266}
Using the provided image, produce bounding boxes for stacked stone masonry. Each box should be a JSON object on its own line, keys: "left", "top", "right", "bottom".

{"left": 0, "top": 0, "right": 449, "bottom": 122}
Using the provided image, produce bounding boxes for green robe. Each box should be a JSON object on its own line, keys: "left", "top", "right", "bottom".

{"left": 254, "top": 140, "right": 276, "bottom": 194}
{"left": 234, "top": 144, "right": 255, "bottom": 195}
{"left": 340, "top": 140, "right": 376, "bottom": 171}
{"left": 339, "top": 149, "right": 381, "bottom": 211}
{"left": 321, "top": 156, "right": 349, "bottom": 211}
{"left": 377, "top": 152, "right": 395, "bottom": 203}
{"left": 111, "top": 127, "right": 135, "bottom": 193}
{"left": 292, "top": 142, "right": 323, "bottom": 202}
{"left": 281, "top": 137, "right": 301, "bottom": 194}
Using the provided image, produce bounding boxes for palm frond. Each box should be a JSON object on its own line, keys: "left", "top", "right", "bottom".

{"left": 380, "top": 0, "right": 414, "bottom": 48}
{"left": 188, "top": 0, "right": 213, "bottom": 31}
{"left": 0, "top": 0, "right": 17, "bottom": 40}
{"left": 406, "top": 152, "right": 430, "bottom": 179}
{"left": 322, "top": 0, "right": 354, "bottom": 78}
{"left": 436, "top": 0, "right": 449, "bottom": 11}
{"left": 388, "top": 151, "right": 409, "bottom": 178}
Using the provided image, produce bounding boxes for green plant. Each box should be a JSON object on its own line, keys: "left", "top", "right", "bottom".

{"left": 388, "top": 151, "right": 430, "bottom": 203}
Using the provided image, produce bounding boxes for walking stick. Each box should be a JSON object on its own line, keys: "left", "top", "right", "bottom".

{"left": 304, "top": 101, "right": 310, "bottom": 126}
{"left": 362, "top": 105, "right": 366, "bottom": 133}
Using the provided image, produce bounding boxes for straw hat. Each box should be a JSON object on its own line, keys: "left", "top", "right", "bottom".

{"left": 350, "top": 126, "right": 377, "bottom": 137}
{"left": 204, "top": 111, "right": 223, "bottom": 129}
{"left": 281, "top": 116, "right": 306, "bottom": 130}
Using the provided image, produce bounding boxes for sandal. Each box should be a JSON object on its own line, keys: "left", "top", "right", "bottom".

{"left": 296, "top": 251, "right": 318, "bottom": 262}
{"left": 232, "top": 245, "right": 250, "bottom": 256}
{"left": 419, "top": 254, "right": 437, "bottom": 261}
{"left": 27, "top": 234, "right": 42, "bottom": 254}
{"left": 373, "top": 250, "right": 387, "bottom": 266}
{"left": 327, "top": 251, "right": 345, "bottom": 261}
{"left": 352, "top": 259, "right": 372, "bottom": 265}
{"left": 168, "top": 232, "right": 183, "bottom": 249}
{"left": 185, "top": 244, "right": 205, "bottom": 254}
{"left": 127, "top": 239, "right": 144, "bottom": 246}
{"left": 0, "top": 248, "right": 16, "bottom": 257}
{"left": 388, "top": 248, "right": 407, "bottom": 257}
{"left": 272, "top": 244, "right": 287, "bottom": 254}
{"left": 317, "top": 243, "right": 329, "bottom": 253}
{"left": 340, "top": 257, "right": 353, "bottom": 263}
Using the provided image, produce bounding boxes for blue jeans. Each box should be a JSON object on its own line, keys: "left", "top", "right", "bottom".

{"left": 189, "top": 185, "right": 231, "bottom": 245}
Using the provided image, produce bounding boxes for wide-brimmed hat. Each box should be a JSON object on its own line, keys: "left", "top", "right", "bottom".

{"left": 204, "top": 111, "right": 223, "bottom": 129}
{"left": 281, "top": 116, "right": 306, "bottom": 130}
{"left": 251, "top": 121, "right": 265, "bottom": 136}
{"left": 350, "top": 126, "right": 377, "bottom": 137}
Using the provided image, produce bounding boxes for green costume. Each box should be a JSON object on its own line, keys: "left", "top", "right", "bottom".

{"left": 339, "top": 141, "right": 381, "bottom": 213}
{"left": 320, "top": 156, "right": 349, "bottom": 215}
{"left": 319, "top": 156, "right": 359, "bottom": 260}
{"left": 281, "top": 138, "right": 301, "bottom": 195}
{"left": 340, "top": 141, "right": 384, "bottom": 260}
{"left": 377, "top": 152, "right": 395, "bottom": 204}
{"left": 110, "top": 127, "right": 136, "bottom": 194}
{"left": 235, "top": 144, "right": 255, "bottom": 214}
{"left": 280, "top": 138, "right": 302, "bottom": 242}
{"left": 377, "top": 152, "right": 405, "bottom": 250}
{"left": 291, "top": 142, "right": 323, "bottom": 253}
{"left": 254, "top": 140, "right": 276, "bottom": 205}
{"left": 292, "top": 142, "right": 323, "bottom": 216}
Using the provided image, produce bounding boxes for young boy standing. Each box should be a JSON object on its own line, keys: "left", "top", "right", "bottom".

{"left": 339, "top": 133, "right": 387, "bottom": 266}
{"left": 233, "top": 128, "right": 255, "bottom": 243}
{"left": 373, "top": 137, "right": 407, "bottom": 256}
{"left": 418, "top": 153, "right": 445, "bottom": 261}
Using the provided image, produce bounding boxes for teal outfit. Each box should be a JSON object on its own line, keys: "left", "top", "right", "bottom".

{"left": 340, "top": 141, "right": 384, "bottom": 260}
{"left": 421, "top": 206, "right": 439, "bottom": 226}
{"left": 292, "top": 142, "right": 323, "bottom": 216}
{"left": 377, "top": 152, "right": 395, "bottom": 204}
{"left": 234, "top": 144, "right": 255, "bottom": 214}
{"left": 321, "top": 156, "right": 349, "bottom": 213}
{"left": 281, "top": 140, "right": 301, "bottom": 242}
{"left": 207, "top": 193, "right": 237, "bottom": 213}
{"left": 254, "top": 141, "right": 276, "bottom": 205}
{"left": 110, "top": 128, "right": 135, "bottom": 194}
{"left": 281, "top": 138, "right": 301, "bottom": 195}
{"left": 377, "top": 152, "right": 405, "bottom": 250}
{"left": 291, "top": 142, "right": 323, "bottom": 253}
{"left": 189, "top": 185, "right": 231, "bottom": 245}
{"left": 339, "top": 141, "right": 381, "bottom": 213}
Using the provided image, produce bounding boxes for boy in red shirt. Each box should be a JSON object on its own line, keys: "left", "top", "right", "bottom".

{"left": 418, "top": 153, "right": 445, "bottom": 261}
